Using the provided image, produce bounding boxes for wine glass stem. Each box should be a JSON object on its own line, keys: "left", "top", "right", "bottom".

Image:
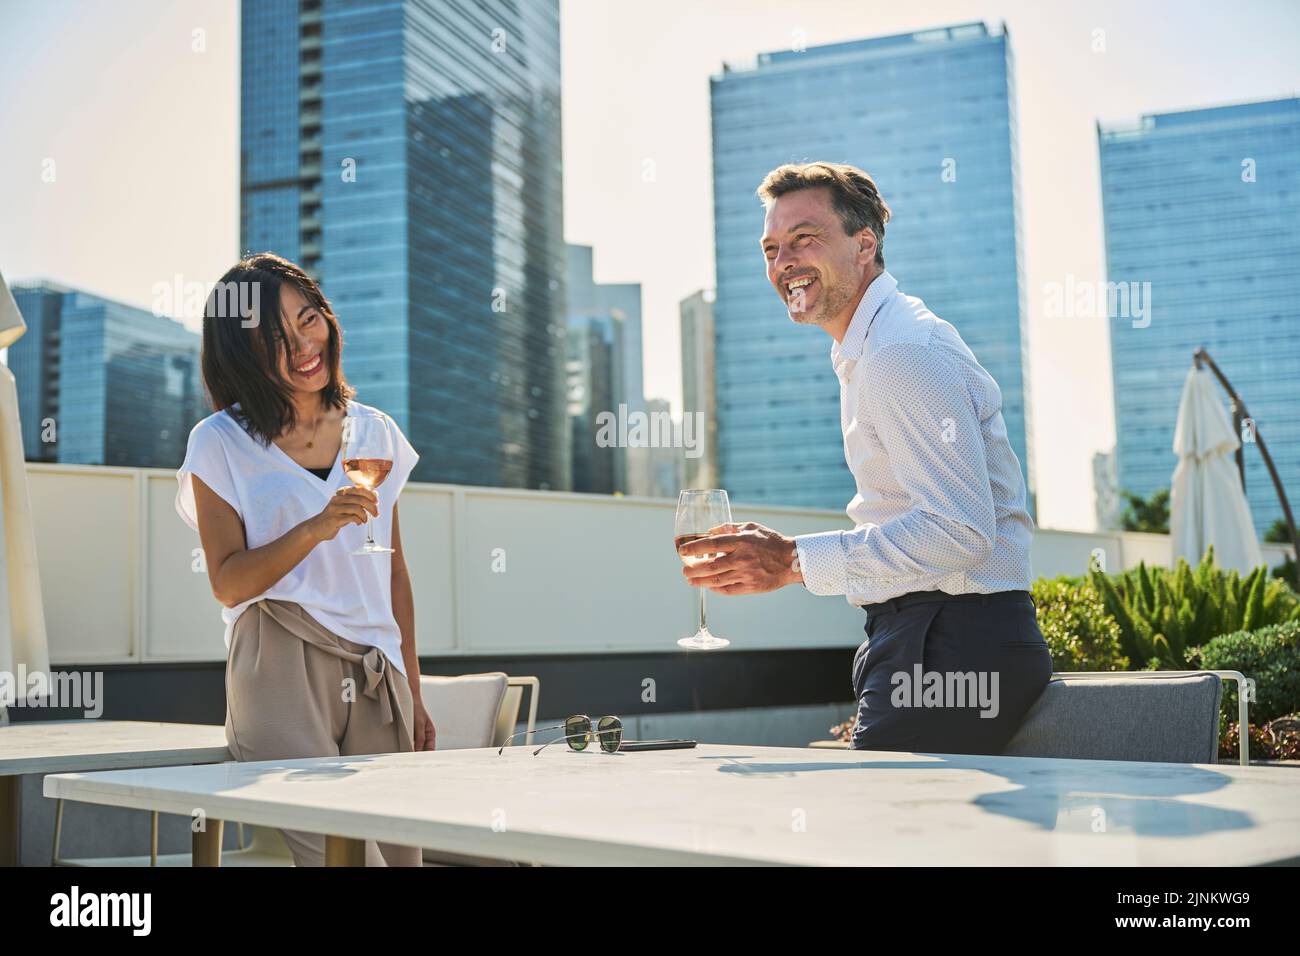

{"left": 365, "top": 514, "right": 376, "bottom": 547}
{"left": 699, "top": 587, "right": 708, "bottom": 634}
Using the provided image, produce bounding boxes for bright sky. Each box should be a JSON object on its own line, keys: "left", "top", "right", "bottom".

{"left": 2, "top": 0, "right": 1298, "bottom": 530}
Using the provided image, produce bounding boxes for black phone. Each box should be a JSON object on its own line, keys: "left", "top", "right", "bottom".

{"left": 618, "top": 739, "right": 697, "bottom": 752}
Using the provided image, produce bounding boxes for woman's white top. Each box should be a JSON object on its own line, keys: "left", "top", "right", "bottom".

{"left": 174, "top": 399, "right": 420, "bottom": 676}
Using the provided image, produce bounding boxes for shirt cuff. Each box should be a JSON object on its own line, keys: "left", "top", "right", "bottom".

{"left": 794, "top": 531, "right": 850, "bottom": 597}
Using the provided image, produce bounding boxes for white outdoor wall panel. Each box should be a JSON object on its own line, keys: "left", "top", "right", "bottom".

{"left": 394, "top": 488, "right": 457, "bottom": 654}
{"left": 146, "top": 473, "right": 229, "bottom": 660}
{"left": 704, "top": 503, "right": 868, "bottom": 649}
{"left": 1123, "top": 531, "right": 1179, "bottom": 570}
{"left": 1262, "top": 542, "right": 1291, "bottom": 566}
{"left": 1029, "top": 531, "right": 1123, "bottom": 579}
{"left": 27, "top": 468, "right": 135, "bottom": 662}
{"left": 459, "top": 493, "right": 686, "bottom": 653}
{"left": 22, "top": 467, "right": 1289, "bottom": 662}
{"left": 459, "top": 493, "right": 862, "bottom": 654}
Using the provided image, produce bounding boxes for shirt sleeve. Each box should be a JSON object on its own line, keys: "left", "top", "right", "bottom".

{"left": 385, "top": 413, "right": 420, "bottom": 498}
{"left": 175, "top": 421, "right": 241, "bottom": 534}
{"left": 794, "top": 342, "right": 996, "bottom": 601}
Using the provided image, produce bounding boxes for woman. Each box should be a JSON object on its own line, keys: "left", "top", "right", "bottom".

{"left": 174, "top": 252, "right": 435, "bottom": 867}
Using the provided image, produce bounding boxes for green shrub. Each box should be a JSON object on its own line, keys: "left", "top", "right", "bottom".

{"left": 1194, "top": 620, "right": 1300, "bottom": 730}
{"left": 1087, "top": 546, "right": 1300, "bottom": 669}
{"left": 1218, "top": 716, "right": 1300, "bottom": 762}
{"left": 1030, "top": 576, "right": 1128, "bottom": 672}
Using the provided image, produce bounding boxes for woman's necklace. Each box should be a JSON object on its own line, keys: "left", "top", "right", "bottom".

{"left": 304, "top": 411, "right": 323, "bottom": 449}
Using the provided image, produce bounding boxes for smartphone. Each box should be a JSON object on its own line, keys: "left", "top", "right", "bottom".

{"left": 617, "top": 739, "right": 697, "bottom": 752}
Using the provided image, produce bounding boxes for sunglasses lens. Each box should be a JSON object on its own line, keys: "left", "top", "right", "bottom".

{"left": 597, "top": 716, "right": 623, "bottom": 753}
{"left": 566, "top": 716, "right": 591, "bottom": 751}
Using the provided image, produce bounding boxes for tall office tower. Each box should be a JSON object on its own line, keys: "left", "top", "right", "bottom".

{"left": 566, "top": 316, "right": 616, "bottom": 493}
{"left": 679, "top": 289, "right": 718, "bottom": 489}
{"left": 241, "top": 0, "right": 569, "bottom": 490}
{"left": 710, "top": 22, "right": 1033, "bottom": 514}
{"left": 9, "top": 283, "right": 202, "bottom": 468}
{"left": 565, "top": 243, "right": 645, "bottom": 493}
{"left": 644, "top": 397, "right": 685, "bottom": 499}
{"left": 1100, "top": 98, "right": 1300, "bottom": 538}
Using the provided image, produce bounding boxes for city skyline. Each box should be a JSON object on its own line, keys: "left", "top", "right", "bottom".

{"left": 241, "top": 0, "right": 571, "bottom": 491}
{"left": 2, "top": 0, "right": 1299, "bottom": 527}
{"left": 7, "top": 281, "right": 202, "bottom": 468}
{"left": 566, "top": 241, "right": 645, "bottom": 494}
{"left": 710, "top": 23, "right": 1032, "bottom": 513}
{"left": 1100, "top": 96, "right": 1300, "bottom": 537}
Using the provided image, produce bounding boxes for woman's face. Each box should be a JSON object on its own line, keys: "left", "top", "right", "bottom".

{"left": 275, "top": 282, "right": 332, "bottom": 395}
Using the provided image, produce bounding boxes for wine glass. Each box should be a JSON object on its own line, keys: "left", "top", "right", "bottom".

{"left": 341, "top": 414, "right": 394, "bottom": 555}
{"left": 674, "top": 489, "right": 732, "bottom": 650}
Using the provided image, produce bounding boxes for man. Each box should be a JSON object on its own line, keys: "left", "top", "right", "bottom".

{"left": 677, "top": 161, "right": 1051, "bottom": 755}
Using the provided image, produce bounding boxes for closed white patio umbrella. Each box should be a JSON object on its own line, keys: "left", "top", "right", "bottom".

{"left": 0, "top": 269, "right": 52, "bottom": 722}
{"left": 1170, "top": 365, "right": 1263, "bottom": 574}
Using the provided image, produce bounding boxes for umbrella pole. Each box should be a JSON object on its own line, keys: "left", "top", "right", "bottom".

{"left": 1230, "top": 402, "right": 1245, "bottom": 492}
{"left": 1193, "top": 347, "right": 1300, "bottom": 570}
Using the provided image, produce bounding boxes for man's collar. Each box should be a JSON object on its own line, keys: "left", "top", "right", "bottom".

{"left": 831, "top": 270, "right": 897, "bottom": 383}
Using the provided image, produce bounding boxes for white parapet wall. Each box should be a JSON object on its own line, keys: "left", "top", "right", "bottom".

{"left": 23, "top": 463, "right": 1295, "bottom": 665}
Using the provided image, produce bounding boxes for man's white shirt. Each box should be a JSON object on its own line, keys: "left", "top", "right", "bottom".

{"left": 793, "top": 270, "right": 1034, "bottom": 606}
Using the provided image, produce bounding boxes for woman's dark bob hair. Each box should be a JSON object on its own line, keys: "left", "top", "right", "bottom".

{"left": 199, "top": 252, "right": 355, "bottom": 447}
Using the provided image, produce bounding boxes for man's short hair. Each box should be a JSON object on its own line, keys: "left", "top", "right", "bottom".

{"left": 756, "top": 162, "right": 891, "bottom": 267}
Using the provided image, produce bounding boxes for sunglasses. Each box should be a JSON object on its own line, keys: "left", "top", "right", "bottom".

{"left": 498, "top": 714, "right": 624, "bottom": 756}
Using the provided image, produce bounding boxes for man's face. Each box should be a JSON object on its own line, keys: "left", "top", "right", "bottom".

{"left": 760, "top": 187, "right": 873, "bottom": 327}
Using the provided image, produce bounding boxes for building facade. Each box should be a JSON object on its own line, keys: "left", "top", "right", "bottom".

{"left": 565, "top": 243, "right": 645, "bottom": 494}
{"left": 710, "top": 22, "right": 1033, "bottom": 514}
{"left": 679, "top": 289, "right": 718, "bottom": 490}
{"left": 566, "top": 314, "right": 616, "bottom": 493}
{"left": 9, "top": 283, "right": 202, "bottom": 468}
{"left": 241, "top": 0, "right": 570, "bottom": 489}
{"left": 1100, "top": 97, "right": 1300, "bottom": 537}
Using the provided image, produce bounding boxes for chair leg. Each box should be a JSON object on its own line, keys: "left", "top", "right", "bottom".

{"left": 51, "top": 798, "right": 64, "bottom": 866}
{"left": 150, "top": 812, "right": 159, "bottom": 867}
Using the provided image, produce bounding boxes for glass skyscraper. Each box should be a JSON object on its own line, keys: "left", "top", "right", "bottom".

{"left": 9, "top": 283, "right": 202, "bottom": 468}
{"left": 566, "top": 314, "right": 616, "bottom": 494}
{"left": 241, "top": 0, "right": 569, "bottom": 489}
{"left": 710, "top": 22, "right": 1033, "bottom": 514}
{"left": 1100, "top": 97, "right": 1300, "bottom": 538}
{"left": 565, "top": 243, "right": 644, "bottom": 494}
{"left": 679, "top": 289, "right": 718, "bottom": 489}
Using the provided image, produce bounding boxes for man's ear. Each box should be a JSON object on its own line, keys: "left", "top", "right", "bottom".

{"left": 857, "top": 228, "right": 877, "bottom": 265}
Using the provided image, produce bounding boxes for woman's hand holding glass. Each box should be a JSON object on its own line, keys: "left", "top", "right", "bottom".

{"left": 307, "top": 487, "right": 378, "bottom": 543}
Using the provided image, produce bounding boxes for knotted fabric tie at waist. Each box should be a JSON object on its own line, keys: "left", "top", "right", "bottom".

{"left": 253, "top": 598, "right": 412, "bottom": 752}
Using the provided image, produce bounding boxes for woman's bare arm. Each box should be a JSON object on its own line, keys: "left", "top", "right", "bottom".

{"left": 191, "top": 474, "right": 375, "bottom": 608}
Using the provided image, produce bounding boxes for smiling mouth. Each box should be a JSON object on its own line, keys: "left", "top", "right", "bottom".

{"left": 294, "top": 354, "right": 323, "bottom": 376}
{"left": 784, "top": 275, "right": 818, "bottom": 301}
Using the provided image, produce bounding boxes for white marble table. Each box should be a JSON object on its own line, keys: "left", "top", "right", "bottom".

{"left": 42, "top": 743, "right": 1300, "bottom": 866}
{"left": 1, "top": 720, "right": 231, "bottom": 865}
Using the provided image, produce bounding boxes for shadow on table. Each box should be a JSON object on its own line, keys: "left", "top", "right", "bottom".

{"left": 706, "top": 753, "right": 1252, "bottom": 838}
{"left": 216, "top": 752, "right": 397, "bottom": 788}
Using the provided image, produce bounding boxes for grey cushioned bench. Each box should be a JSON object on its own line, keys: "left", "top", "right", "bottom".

{"left": 1003, "top": 671, "right": 1247, "bottom": 764}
